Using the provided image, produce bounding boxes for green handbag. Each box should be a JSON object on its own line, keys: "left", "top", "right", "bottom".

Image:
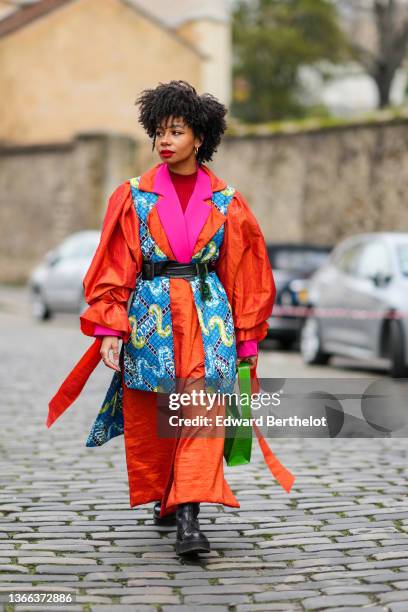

{"left": 223, "top": 362, "right": 253, "bottom": 466}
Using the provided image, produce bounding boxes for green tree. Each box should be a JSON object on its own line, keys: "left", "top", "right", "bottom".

{"left": 232, "top": 0, "right": 349, "bottom": 122}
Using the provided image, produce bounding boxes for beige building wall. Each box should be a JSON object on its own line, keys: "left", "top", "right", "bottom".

{"left": 133, "top": 0, "right": 232, "bottom": 105}
{"left": 0, "top": 0, "right": 203, "bottom": 145}
{"left": 176, "top": 19, "right": 232, "bottom": 106}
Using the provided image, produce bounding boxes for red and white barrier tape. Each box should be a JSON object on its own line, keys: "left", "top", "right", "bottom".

{"left": 272, "top": 305, "right": 407, "bottom": 320}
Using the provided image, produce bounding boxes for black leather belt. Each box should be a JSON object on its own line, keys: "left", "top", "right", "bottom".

{"left": 141, "top": 260, "right": 214, "bottom": 301}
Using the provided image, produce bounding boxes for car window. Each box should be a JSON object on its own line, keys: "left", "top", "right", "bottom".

{"left": 396, "top": 244, "right": 408, "bottom": 276}
{"left": 335, "top": 243, "right": 364, "bottom": 276}
{"left": 268, "top": 248, "right": 329, "bottom": 273}
{"left": 356, "top": 241, "right": 392, "bottom": 279}
{"left": 58, "top": 234, "right": 99, "bottom": 260}
{"left": 75, "top": 239, "right": 99, "bottom": 258}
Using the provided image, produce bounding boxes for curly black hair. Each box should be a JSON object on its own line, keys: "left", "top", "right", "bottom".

{"left": 135, "top": 80, "right": 227, "bottom": 164}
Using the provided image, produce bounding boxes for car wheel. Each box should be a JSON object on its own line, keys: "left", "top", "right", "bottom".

{"left": 389, "top": 319, "right": 408, "bottom": 378}
{"left": 31, "top": 292, "right": 52, "bottom": 321}
{"left": 278, "top": 338, "right": 295, "bottom": 351}
{"left": 300, "top": 317, "right": 331, "bottom": 365}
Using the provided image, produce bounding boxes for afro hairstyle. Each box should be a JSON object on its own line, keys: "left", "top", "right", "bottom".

{"left": 135, "top": 80, "right": 227, "bottom": 164}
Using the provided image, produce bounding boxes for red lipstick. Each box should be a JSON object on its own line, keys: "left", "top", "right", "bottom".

{"left": 160, "top": 150, "right": 174, "bottom": 158}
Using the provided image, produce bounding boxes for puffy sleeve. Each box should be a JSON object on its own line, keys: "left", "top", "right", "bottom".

{"left": 79, "top": 181, "right": 142, "bottom": 345}
{"left": 214, "top": 189, "right": 276, "bottom": 348}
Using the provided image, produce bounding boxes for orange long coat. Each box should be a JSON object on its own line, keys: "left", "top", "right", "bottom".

{"left": 47, "top": 163, "right": 295, "bottom": 517}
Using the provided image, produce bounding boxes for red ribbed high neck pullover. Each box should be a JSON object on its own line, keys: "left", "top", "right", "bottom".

{"left": 168, "top": 167, "right": 198, "bottom": 213}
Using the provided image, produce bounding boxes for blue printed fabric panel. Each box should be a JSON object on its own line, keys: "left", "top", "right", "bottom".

{"left": 190, "top": 185, "right": 237, "bottom": 394}
{"left": 189, "top": 272, "right": 237, "bottom": 394}
{"left": 124, "top": 276, "right": 175, "bottom": 392}
{"left": 190, "top": 186, "right": 233, "bottom": 264}
{"left": 86, "top": 346, "right": 124, "bottom": 447}
{"left": 124, "top": 176, "right": 176, "bottom": 392}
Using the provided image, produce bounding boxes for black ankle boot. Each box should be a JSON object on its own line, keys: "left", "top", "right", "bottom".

{"left": 175, "top": 502, "right": 210, "bottom": 555}
{"left": 153, "top": 501, "right": 176, "bottom": 526}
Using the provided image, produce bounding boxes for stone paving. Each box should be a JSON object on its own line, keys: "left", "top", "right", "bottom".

{"left": 0, "top": 287, "right": 408, "bottom": 611}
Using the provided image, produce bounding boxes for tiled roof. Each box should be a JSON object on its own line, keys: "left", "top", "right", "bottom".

{"left": 0, "top": 0, "right": 211, "bottom": 55}
{"left": 0, "top": 0, "right": 77, "bottom": 37}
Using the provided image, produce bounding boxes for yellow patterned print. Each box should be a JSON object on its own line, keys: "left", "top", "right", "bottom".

{"left": 208, "top": 316, "right": 234, "bottom": 346}
{"left": 154, "top": 244, "right": 166, "bottom": 257}
{"left": 196, "top": 305, "right": 209, "bottom": 335}
{"left": 149, "top": 304, "right": 171, "bottom": 338}
{"left": 129, "top": 315, "right": 146, "bottom": 349}
{"left": 193, "top": 240, "right": 217, "bottom": 262}
{"left": 129, "top": 176, "right": 141, "bottom": 188}
{"left": 220, "top": 185, "right": 235, "bottom": 197}
{"left": 202, "top": 240, "right": 217, "bottom": 262}
{"left": 100, "top": 391, "right": 119, "bottom": 416}
{"left": 155, "top": 384, "right": 168, "bottom": 392}
{"left": 193, "top": 246, "right": 204, "bottom": 260}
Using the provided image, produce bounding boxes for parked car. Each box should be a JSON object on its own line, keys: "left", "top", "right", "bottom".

{"left": 300, "top": 232, "right": 408, "bottom": 377}
{"left": 28, "top": 230, "right": 101, "bottom": 320}
{"left": 267, "top": 243, "right": 332, "bottom": 348}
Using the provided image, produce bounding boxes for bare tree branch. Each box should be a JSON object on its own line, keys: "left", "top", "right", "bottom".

{"left": 349, "top": 42, "right": 379, "bottom": 75}
{"left": 338, "top": 0, "right": 408, "bottom": 107}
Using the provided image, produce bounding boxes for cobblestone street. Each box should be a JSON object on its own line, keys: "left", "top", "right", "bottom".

{"left": 0, "top": 287, "right": 408, "bottom": 611}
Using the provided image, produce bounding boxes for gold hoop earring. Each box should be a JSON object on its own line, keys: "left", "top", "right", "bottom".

{"left": 194, "top": 146, "right": 199, "bottom": 156}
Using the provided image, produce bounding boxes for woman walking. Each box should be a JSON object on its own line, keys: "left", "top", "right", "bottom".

{"left": 47, "top": 80, "right": 295, "bottom": 556}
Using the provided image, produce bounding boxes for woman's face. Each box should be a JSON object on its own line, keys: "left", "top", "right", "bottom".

{"left": 155, "top": 116, "right": 202, "bottom": 166}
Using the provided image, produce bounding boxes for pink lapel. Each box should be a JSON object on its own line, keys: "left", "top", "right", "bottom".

{"left": 153, "top": 163, "right": 213, "bottom": 263}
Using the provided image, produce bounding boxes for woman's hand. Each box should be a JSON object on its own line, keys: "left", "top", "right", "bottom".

{"left": 100, "top": 336, "right": 121, "bottom": 371}
{"left": 236, "top": 355, "right": 257, "bottom": 370}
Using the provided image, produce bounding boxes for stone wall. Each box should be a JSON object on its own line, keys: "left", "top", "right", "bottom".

{"left": 212, "top": 118, "right": 408, "bottom": 246}
{"left": 2, "top": 118, "right": 408, "bottom": 283}
{"left": 0, "top": 133, "right": 138, "bottom": 283}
